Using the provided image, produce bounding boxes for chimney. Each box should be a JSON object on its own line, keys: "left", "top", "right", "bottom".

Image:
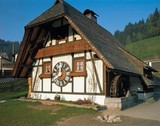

{"left": 83, "top": 9, "right": 98, "bottom": 23}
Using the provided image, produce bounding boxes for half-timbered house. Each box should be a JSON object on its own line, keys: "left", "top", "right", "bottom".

{"left": 13, "top": 0, "right": 158, "bottom": 107}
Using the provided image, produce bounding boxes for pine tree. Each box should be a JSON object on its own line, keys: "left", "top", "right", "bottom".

{"left": 114, "top": 8, "right": 160, "bottom": 45}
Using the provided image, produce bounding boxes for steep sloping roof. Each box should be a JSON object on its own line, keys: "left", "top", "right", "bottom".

{"left": 27, "top": 0, "right": 65, "bottom": 28}
{"left": 13, "top": 0, "right": 155, "bottom": 85}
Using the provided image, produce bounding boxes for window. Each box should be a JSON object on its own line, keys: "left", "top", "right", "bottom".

{"left": 76, "top": 61, "right": 84, "bottom": 72}
{"left": 43, "top": 62, "right": 51, "bottom": 74}
{"left": 69, "top": 58, "right": 86, "bottom": 77}
{"left": 74, "top": 58, "right": 85, "bottom": 72}
{"left": 39, "top": 62, "right": 51, "bottom": 78}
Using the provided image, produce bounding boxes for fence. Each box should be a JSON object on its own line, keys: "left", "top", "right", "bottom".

{"left": 0, "top": 78, "right": 28, "bottom": 93}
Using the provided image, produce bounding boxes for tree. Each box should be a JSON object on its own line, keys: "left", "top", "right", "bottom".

{"left": 0, "top": 39, "right": 20, "bottom": 59}
{"left": 114, "top": 8, "right": 160, "bottom": 45}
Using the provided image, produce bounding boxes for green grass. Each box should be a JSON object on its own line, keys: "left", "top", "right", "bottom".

{"left": 154, "top": 72, "right": 160, "bottom": 78}
{"left": 0, "top": 90, "right": 28, "bottom": 100}
{"left": 0, "top": 87, "right": 96, "bottom": 126}
{"left": 126, "top": 36, "right": 160, "bottom": 60}
{"left": 0, "top": 100, "right": 96, "bottom": 126}
{"left": 0, "top": 84, "right": 28, "bottom": 100}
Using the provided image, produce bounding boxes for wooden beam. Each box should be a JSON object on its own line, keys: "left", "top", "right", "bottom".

{"left": 106, "top": 69, "right": 111, "bottom": 96}
{"left": 103, "top": 63, "right": 107, "bottom": 96}
{"left": 35, "top": 39, "right": 91, "bottom": 58}
{"left": 13, "top": 29, "right": 33, "bottom": 77}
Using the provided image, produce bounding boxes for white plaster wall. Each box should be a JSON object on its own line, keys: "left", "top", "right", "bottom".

{"left": 74, "top": 52, "right": 84, "bottom": 58}
{"left": 95, "top": 60, "right": 103, "bottom": 92}
{"left": 52, "top": 39, "right": 56, "bottom": 46}
{"left": 34, "top": 59, "right": 42, "bottom": 66}
{"left": 62, "top": 82, "right": 72, "bottom": 92}
{"left": 74, "top": 34, "right": 81, "bottom": 40}
{"left": 130, "top": 77, "right": 143, "bottom": 92}
{"left": 43, "top": 58, "right": 51, "bottom": 62}
{"left": 32, "top": 66, "right": 42, "bottom": 91}
{"left": 86, "top": 60, "right": 103, "bottom": 93}
{"left": 43, "top": 79, "right": 51, "bottom": 92}
{"left": 46, "top": 40, "right": 52, "bottom": 47}
{"left": 86, "top": 52, "right": 90, "bottom": 60}
{"left": 52, "top": 83, "right": 61, "bottom": 92}
{"left": 58, "top": 40, "right": 66, "bottom": 44}
{"left": 73, "top": 77, "right": 85, "bottom": 92}
{"left": 31, "top": 92, "right": 106, "bottom": 105}
{"left": 52, "top": 55, "right": 72, "bottom": 70}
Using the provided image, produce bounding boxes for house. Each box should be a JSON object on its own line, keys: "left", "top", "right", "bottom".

{"left": 13, "top": 0, "right": 158, "bottom": 108}
{"left": 0, "top": 52, "right": 14, "bottom": 77}
{"left": 145, "top": 59, "right": 160, "bottom": 71}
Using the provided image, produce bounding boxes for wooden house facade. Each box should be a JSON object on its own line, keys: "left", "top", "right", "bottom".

{"left": 13, "top": 0, "right": 158, "bottom": 105}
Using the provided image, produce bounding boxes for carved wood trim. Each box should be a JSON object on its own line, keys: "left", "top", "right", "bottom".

{"left": 69, "top": 71, "right": 87, "bottom": 77}
{"left": 39, "top": 74, "right": 51, "bottom": 79}
{"left": 35, "top": 39, "right": 91, "bottom": 58}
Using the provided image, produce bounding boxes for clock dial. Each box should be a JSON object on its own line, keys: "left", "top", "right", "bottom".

{"left": 53, "top": 61, "right": 71, "bottom": 87}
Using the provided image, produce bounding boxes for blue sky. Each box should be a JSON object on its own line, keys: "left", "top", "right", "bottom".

{"left": 0, "top": 0, "right": 160, "bottom": 42}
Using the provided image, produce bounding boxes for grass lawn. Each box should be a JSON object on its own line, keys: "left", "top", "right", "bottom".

{"left": 0, "top": 90, "right": 28, "bottom": 100}
{"left": 0, "top": 91, "right": 96, "bottom": 126}
{"left": 0, "top": 81, "right": 28, "bottom": 100}
{"left": 126, "top": 36, "right": 160, "bottom": 60}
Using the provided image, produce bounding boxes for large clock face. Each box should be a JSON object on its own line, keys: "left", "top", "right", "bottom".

{"left": 52, "top": 61, "right": 71, "bottom": 87}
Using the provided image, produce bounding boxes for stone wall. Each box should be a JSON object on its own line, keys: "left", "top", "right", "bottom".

{"left": 104, "top": 95, "right": 138, "bottom": 110}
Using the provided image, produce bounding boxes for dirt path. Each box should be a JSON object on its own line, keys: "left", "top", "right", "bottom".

{"left": 57, "top": 114, "right": 160, "bottom": 126}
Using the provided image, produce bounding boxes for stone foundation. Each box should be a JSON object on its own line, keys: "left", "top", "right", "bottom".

{"left": 104, "top": 95, "right": 138, "bottom": 110}
{"left": 137, "top": 92, "right": 154, "bottom": 100}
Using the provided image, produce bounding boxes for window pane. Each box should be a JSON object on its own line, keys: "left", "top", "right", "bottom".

{"left": 43, "top": 62, "right": 51, "bottom": 74}
{"left": 75, "top": 61, "right": 84, "bottom": 71}
{"left": 45, "top": 65, "right": 50, "bottom": 73}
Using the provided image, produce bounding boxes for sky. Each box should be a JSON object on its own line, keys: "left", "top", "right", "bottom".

{"left": 0, "top": 0, "right": 160, "bottom": 42}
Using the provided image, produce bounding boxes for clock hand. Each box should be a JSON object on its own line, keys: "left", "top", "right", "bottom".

{"left": 53, "top": 72, "right": 61, "bottom": 80}
{"left": 53, "top": 67, "right": 62, "bottom": 81}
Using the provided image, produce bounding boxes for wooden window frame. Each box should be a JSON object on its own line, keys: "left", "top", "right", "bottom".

{"left": 70, "top": 58, "right": 87, "bottom": 77}
{"left": 74, "top": 58, "right": 85, "bottom": 72}
{"left": 39, "top": 62, "right": 52, "bottom": 78}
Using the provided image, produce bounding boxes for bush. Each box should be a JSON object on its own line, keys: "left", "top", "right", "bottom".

{"left": 75, "top": 98, "right": 92, "bottom": 105}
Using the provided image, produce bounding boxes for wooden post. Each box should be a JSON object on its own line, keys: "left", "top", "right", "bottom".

{"left": 106, "top": 69, "right": 110, "bottom": 97}
{"left": 27, "top": 77, "right": 32, "bottom": 98}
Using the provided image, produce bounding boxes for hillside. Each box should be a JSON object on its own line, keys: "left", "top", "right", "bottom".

{"left": 125, "top": 36, "right": 160, "bottom": 60}
{"left": 114, "top": 8, "right": 160, "bottom": 45}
